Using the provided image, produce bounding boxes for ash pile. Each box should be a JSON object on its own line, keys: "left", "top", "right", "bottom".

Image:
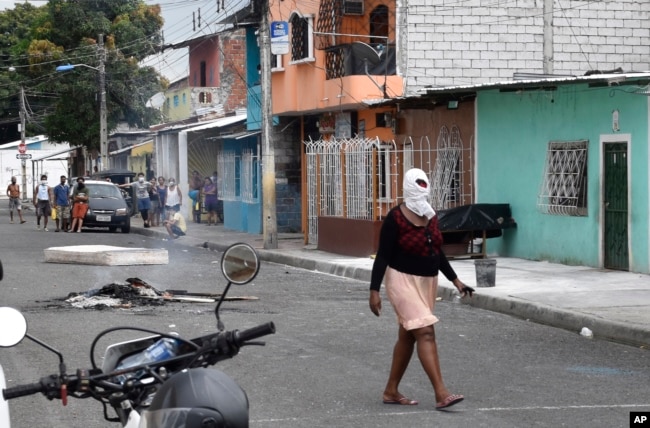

{"left": 64, "top": 278, "right": 253, "bottom": 309}
{"left": 66, "top": 278, "right": 190, "bottom": 309}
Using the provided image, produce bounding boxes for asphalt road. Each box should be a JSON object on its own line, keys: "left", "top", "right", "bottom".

{"left": 0, "top": 217, "right": 648, "bottom": 428}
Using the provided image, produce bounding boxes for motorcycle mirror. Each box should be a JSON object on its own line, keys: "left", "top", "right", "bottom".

{"left": 215, "top": 244, "right": 260, "bottom": 331}
{"left": 220, "top": 243, "right": 260, "bottom": 285}
{"left": 0, "top": 307, "right": 27, "bottom": 348}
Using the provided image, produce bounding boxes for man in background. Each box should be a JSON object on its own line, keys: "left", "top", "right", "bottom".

{"left": 33, "top": 174, "right": 53, "bottom": 231}
{"left": 6, "top": 176, "right": 26, "bottom": 224}
{"left": 52, "top": 175, "right": 70, "bottom": 232}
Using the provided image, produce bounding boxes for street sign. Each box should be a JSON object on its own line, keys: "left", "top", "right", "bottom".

{"left": 16, "top": 153, "right": 32, "bottom": 160}
{"left": 18, "top": 142, "right": 26, "bottom": 154}
{"left": 271, "top": 21, "right": 289, "bottom": 55}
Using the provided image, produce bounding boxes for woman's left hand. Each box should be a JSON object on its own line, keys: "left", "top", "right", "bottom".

{"left": 453, "top": 278, "right": 475, "bottom": 298}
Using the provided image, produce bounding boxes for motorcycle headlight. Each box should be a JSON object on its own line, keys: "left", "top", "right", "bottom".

{"left": 116, "top": 208, "right": 128, "bottom": 215}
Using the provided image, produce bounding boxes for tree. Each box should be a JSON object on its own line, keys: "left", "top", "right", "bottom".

{"left": 0, "top": 0, "right": 165, "bottom": 149}
{"left": 0, "top": 3, "right": 48, "bottom": 143}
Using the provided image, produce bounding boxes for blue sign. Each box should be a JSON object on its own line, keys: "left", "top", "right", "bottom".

{"left": 271, "top": 21, "right": 289, "bottom": 55}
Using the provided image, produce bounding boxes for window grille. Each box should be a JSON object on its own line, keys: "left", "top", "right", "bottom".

{"left": 537, "top": 140, "right": 588, "bottom": 216}
{"left": 241, "top": 148, "right": 259, "bottom": 203}
{"left": 431, "top": 126, "right": 465, "bottom": 210}
{"left": 377, "top": 144, "right": 393, "bottom": 200}
{"left": 199, "top": 92, "right": 212, "bottom": 104}
{"left": 343, "top": 0, "right": 364, "bottom": 15}
{"left": 218, "top": 151, "right": 238, "bottom": 201}
{"left": 290, "top": 14, "right": 313, "bottom": 62}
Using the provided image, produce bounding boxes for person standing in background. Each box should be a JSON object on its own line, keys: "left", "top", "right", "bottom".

{"left": 188, "top": 170, "right": 203, "bottom": 223}
{"left": 33, "top": 175, "right": 53, "bottom": 231}
{"left": 52, "top": 175, "right": 70, "bottom": 232}
{"left": 164, "top": 178, "right": 182, "bottom": 213}
{"left": 6, "top": 176, "right": 26, "bottom": 224}
{"left": 211, "top": 171, "right": 223, "bottom": 223}
{"left": 70, "top": 177, "right": 89, "bottom": 233}
{"left": 202, "top": 177, "right": 218, "bottom": 226}
{"left": 148, "top": 178, "right": 160, "bottom": 227}
{"left": 156, "top": 176, "right": 168, "bottom": 224}
{"left": 119, "top": 173, "right": 153, "bottom": 228}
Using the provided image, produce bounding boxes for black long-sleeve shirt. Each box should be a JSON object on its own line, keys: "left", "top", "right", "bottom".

{"left": 370, "top": 205, "right": 458, "bottom": 291}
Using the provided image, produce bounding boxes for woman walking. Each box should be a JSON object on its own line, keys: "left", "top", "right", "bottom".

{"left": 369, "top": 168, "right": 474, "bottom": 410}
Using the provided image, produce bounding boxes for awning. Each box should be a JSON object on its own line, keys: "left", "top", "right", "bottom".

{"left": 109, "top": 140, "right": 153, "bottom": 156}
{"left": 213, "top": 130, "right": 261, "bottom": 140}
{"left": 183, "top": 114, "right": 247, "bottom": 133}
{"left": 30, "top": 146, "right": 81, "bottom": 161}
{"left": 131, "top": 141, "right": 153, "bottom": 156}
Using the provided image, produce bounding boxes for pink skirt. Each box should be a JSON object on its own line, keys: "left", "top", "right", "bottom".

{"left": 385, "top": 267, "right": 439, "bottom": 330}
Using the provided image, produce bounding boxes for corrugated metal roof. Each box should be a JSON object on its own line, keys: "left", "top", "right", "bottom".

{"left": 0, "top": 135, "right": 49, "bottom": 148}
{"left": 30, "top": 146, "right": 81, "bottom": 161}
{"left": 420, "top": 72, "right": 650, "bottom": 94}
{"left": 109, "top": 140, "right": 153, "bottom": 156}
{"left": 181, "top": 114, "right": 247, "bottom": 133}
{"left": 156, "top": 114, "right": 247, "bottom": 133}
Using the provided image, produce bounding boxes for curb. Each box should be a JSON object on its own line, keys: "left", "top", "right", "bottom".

{"left": 132, "top": 226, "right": 650, "bottom": 348}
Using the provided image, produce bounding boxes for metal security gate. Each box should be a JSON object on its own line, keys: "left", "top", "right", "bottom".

{"left": 304, "top": 129, "right": 473, "bottom": 244}
{"left": 603, "top": 142, "right": 628, "bottom": 270}
{"left": 188, "top": 135, "right": 221, "bottom": 179}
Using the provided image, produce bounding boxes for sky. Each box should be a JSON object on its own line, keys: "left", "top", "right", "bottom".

{"left": 0, "top": 0, "right": 243, "bottom": 82}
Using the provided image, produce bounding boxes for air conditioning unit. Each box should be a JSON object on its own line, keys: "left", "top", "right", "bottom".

{"left": 343, "top": 0, "right": 364, "bottom": 15}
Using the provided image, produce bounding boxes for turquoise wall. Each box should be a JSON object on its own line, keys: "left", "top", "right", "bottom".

{"left": 246, "top": 28, "right": 262, "bottom": 131}
{"left": 477, "top": 84, "right": 649, "bottom": 272}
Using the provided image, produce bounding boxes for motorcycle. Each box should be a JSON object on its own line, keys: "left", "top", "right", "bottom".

{"left": 0, "top": 243, "right": 275, "bottom": 428}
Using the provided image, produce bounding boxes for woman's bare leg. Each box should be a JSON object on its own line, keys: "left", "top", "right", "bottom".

{"left": 383, "top": 324, "right": 416, "bottom": 400}
{"left": 412, "top": 326, "right": 453, "bottom": 403}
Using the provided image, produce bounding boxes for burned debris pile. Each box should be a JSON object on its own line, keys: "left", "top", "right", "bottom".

{"left": 64, "top": 278, "right": 256, "bottom": 309}
{"left": 65, "top": 278, "right": 170, "bottom": 309}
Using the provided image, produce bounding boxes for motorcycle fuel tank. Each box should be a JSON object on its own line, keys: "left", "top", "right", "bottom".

{"left": 140, "top": 368, "right": 249, "bottom": 428}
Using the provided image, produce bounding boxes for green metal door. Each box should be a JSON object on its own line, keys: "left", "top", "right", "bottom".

{"left": 603, "top": 142, "right": 628, "bottom": 270}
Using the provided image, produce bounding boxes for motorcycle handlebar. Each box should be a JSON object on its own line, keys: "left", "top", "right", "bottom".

{"left": 235, "top": 322, "right": 276, "bottom": 345}
{"left": 2, "top": 323, "right": 276, "bottom": 402}
{"left": 3, "top": 381, "right": 44, "bottom": 400}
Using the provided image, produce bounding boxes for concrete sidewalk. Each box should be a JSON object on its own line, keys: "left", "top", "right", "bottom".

{"left": 138, "top": 218, "right": 650, "bottom": 348}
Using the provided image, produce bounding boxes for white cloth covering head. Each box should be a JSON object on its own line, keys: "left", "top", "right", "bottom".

{"left": 403, "top": 168, "right": 435, "bottom": 219}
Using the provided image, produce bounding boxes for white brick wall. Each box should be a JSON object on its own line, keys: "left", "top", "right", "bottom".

{"left": 402, "top": 0, "right": 650, "bottom": 95}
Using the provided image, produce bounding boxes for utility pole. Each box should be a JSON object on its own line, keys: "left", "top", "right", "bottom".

{"left": 19, "top": 86, "right": 27, "bottom": 200}
{"left": 260, "top": 0, "right": 278, "bottom": 249}
{"left": 543, "top": 0, "right": 554, "bottom": 74}
{"left": 98, "top": 34, "right": 108, "bottom": 171}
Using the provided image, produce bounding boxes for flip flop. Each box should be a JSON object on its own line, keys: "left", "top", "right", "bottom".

{"left": 383, "top": 396, "right": 419, "bottom": 405}
{"left": 436, "top": 394, "right": 464, "bottom": 410}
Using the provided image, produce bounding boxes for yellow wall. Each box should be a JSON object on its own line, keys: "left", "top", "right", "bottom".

{"left": 163, "top": 87, "right": 192, "bottom": 121}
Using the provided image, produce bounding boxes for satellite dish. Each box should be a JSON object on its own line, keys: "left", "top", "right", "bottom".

{"left": 146, "top": 92, "right": 166, "bottom": 108}
{"left": 351, "top": 42, "right": 381, "bottom": 66}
